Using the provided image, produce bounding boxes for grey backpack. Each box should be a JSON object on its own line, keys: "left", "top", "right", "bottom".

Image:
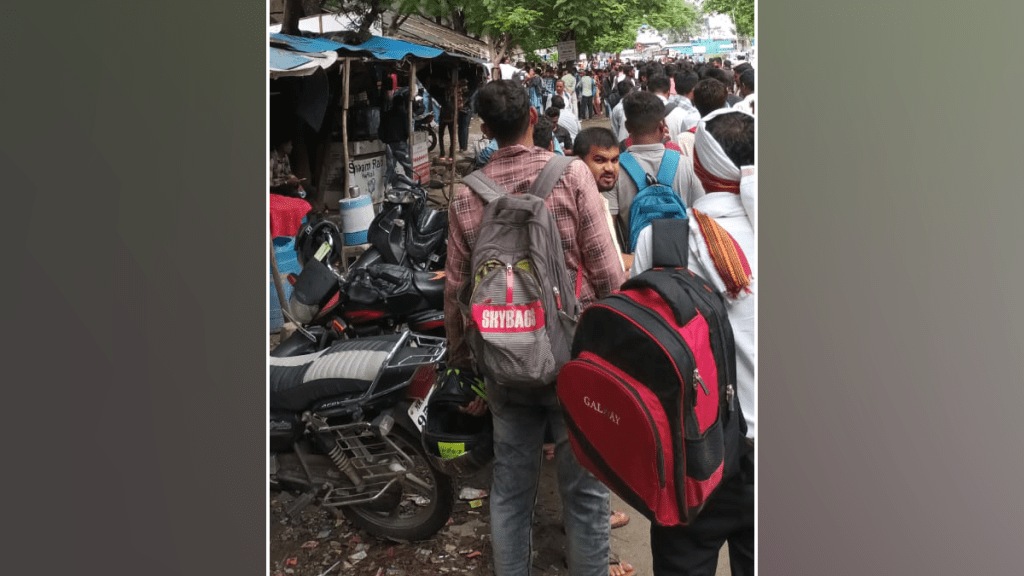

{"left": 460, "top": 155, "right": 579, "bottom": 388}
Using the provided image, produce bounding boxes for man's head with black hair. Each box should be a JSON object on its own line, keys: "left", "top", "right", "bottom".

{"left": 710, "top": 56, "right": 723, "bottom": 68}
{"left": 533, "top": 116, "right": 555, "bottom": 151}
{"left": 674, "top": 70, "right": 700, "bottom": 98}
{"left": 693, "top": 78, "right": 729, "bottom": 117}
{"left": 623, "top": 90, "right": 666, "bottom": 140}
{"left": 573, "top": 127, "right": 620, "bottom": 191}
{"left": 647, "top": 74, "right": 671, "bottom": 96}
{"left": 550, "top": 95, "right": 566, "bottom": 110}
{"left": 705, "top": 112, "right": 754, "bottom": 168}
{"left": 705, "top": 67, "right": 732, "bottom": 89}
{"left": 476, "top": 79, "right": 533, "bottom": 145}
{"left": 733, "top": 62, "right": 753, "bottom": 76}
{"left": 616, "top": 79, "right": 635, "bottom": 98}
{"left": 738, "top": 69, "right": 755, "bottom": 96}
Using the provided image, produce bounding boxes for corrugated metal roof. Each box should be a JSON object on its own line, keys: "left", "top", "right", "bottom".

{"left": 385, "top": 14, "right": 491, "bottom": 60}
{"left": 269, "top": 47, "right": 313, "bottom": 70}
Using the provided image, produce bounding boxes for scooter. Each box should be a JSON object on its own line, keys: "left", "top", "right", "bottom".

{"left": 270, "top": 330, "right": 454, "bottom": 542}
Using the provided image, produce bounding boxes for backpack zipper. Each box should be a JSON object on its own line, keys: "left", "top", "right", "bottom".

{"left": 693, "top": 368, "right": 709, "bottom": 396}
{"left": 505, "top": 264, "right": 513, "bottom": 304}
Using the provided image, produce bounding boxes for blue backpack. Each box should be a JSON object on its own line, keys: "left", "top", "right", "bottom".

{"left": 619, "top": 149, "right": 686, "bottom": 252}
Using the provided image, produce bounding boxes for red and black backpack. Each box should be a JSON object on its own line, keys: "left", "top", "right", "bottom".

{"left": 556, "top": 217, "right": 747, "bottom": 527}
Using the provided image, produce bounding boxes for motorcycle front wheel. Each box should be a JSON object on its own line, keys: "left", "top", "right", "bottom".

{"left": 341, "top": 427, "right": 454, "bottom": 542}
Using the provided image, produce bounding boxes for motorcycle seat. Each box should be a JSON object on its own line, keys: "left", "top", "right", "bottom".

{"left": 269, "top": 334, "right": 422, "bottom": 412}
{"left": 411, "top": 270, "right": 446, "bottom": 310}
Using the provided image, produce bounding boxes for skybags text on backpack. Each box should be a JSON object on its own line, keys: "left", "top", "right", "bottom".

{"left": 460, "top": 155, "right": 580, "bottom": 388}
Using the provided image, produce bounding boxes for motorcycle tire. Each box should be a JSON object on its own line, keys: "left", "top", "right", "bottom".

{"left": 341, "top": 426, "right": 454, "bottom": 542}
{"left": 427, "top": 128, "right": 437, "bottom": 153}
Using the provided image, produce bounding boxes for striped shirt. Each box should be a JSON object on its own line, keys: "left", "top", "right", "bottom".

{"left": 444, "top": 144, "right": 627, "bottom": 369}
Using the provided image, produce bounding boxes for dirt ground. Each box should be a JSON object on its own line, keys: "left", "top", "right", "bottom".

{"left": 269, "top": 457, "right": 613, "bottom": 576}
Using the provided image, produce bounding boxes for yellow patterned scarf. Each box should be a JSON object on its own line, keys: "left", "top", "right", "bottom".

{"left": 692, "top": 209, "right": 752, "bottom": 298}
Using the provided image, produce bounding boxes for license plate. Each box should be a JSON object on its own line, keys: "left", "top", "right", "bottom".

{"left": 408, "top": 384, "right": 437, "bottom": 433}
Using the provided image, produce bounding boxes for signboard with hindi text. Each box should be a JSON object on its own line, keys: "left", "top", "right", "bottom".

{"left": 557, "top": 41, "right": 577, "bottom": 63}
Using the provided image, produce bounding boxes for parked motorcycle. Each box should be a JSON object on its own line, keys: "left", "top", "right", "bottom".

{"left": 354, "top": 172, "right": 448, "bottom": 273}
{"left": 270, "top": 330, "right": 454, "bottom": 541}
{"left": 279, "top": 258, "right": 446, "bottom": 357}
{"left": 413, "top": 91, "right": 439, "bottom": 153}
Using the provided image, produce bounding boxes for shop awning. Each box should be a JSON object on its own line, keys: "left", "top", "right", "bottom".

{"left": 270, "top": 33, "right": 444, "bottom": 62}
{"left": 270, "top": 46, "right": 339, "bottom": 78}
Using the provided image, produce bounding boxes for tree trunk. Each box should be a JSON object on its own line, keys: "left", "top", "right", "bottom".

{"left": 450, "top": 10, "right": 467, "bottom": 34}
{"left": 282, "top": 0, "right": 303, "bottom": 35}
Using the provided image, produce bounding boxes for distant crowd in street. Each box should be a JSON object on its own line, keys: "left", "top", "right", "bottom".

{"left": 476, "top": 53, "right": 754, "bottom": 164}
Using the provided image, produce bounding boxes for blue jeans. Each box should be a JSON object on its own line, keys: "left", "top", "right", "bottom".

{"left": 530, "top": 90, "right": 543, "bottom": 116}
{"left": 488, "top": 382, "right": 610, "bottom": 576}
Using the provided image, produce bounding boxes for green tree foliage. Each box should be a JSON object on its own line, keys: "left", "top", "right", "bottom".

{"left": 280, "top": 0, "right": 701, "bottom": 62}
{"left": 701, "top": 0, "right": 754, "bottom": 38}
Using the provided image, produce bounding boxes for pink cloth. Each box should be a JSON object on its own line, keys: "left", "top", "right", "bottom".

{"left": 270, "top": 194, "right": 311, "bottom": 238}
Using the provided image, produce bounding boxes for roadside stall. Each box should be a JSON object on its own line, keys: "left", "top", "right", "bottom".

{"left": 269, "top": 32, "right": 483, "bottom": 332}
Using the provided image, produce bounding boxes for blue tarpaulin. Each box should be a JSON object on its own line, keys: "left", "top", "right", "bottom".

{"left": 269, "top": 47, "right": 313, "bottom": 70}
{"left": 270, "top": 34, "right": 345, "bottom": 54}
{"left": 346, "top": 36, "right": 443, "bottom": 61}
{"left": 270, "top": 33, "right": 444, "bottom": 62}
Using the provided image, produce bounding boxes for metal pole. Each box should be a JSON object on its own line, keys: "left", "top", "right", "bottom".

{"left": 408, "top": 61, "right": 418, "bottom": 160}
{"left": 448, "top": 65, "right": 459, "bottom": 202}
{"left": 342, "top": 58, "right": 351, "bottom": 200}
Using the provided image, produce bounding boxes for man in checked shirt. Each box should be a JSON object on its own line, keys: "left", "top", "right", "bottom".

{"left": 444, "top": 79, "right": 631, "bottom": 576}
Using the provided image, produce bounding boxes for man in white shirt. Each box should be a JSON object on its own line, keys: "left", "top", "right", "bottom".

{"left": 609, "top": 79, "right": 636, "bottom": 147}
{"left": 630, "top": 107, "right": 755, "bottom": 576}
{"left": 549, "top": 94, "right": 581, "bottom": 143}
{"left": 560, "top": 66, "right": 579, "bottom": 117}
{"left": 668, "top": 70, "right": 702, "bottom": 138}
{"left": 733, "top": 68, "right": 755, "bottom": 116}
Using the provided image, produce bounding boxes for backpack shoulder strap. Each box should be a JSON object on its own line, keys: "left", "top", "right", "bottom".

{"left": 528, "top": 154, "right": 575, "bottom": 200}
{"left": 664, "top": 101, "right": 679, "bottom": 116}
{"left": 617, "top": 152, "right": 650, "bottom": 191}
{"left": 655, "top": 149, "right": 681, "bottom": 186}
{"left": 462, "top": 170, "right": 506, "bottom": 204}
{"left": 651, "top": 217, "right": 689, "bottom": 268}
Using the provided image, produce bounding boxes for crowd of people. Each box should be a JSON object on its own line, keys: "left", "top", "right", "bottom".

{"left": 446, "top": 50, "right": 756, "bottom": 576}
{"left": 477, "top": 54, "right": 754, "bottom": 161}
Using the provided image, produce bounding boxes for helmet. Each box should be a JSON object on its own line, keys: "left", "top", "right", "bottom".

{"left": 295, "top": 217, "right": 343, "bottom": 269}
{"left": 421, "top": 369, "right": 493, "bottom": 478}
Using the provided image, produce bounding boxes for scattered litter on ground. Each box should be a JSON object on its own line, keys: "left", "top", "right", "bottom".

{"left": 458, "top": 487, "right": 488, "bottom": 500}
{"left": 349, "top": 550, "right": 368, "bottom": 562}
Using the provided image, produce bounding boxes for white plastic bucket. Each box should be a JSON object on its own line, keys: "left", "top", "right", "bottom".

{"left": 339, "top": 194, "right": 374, "bottom": 245}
